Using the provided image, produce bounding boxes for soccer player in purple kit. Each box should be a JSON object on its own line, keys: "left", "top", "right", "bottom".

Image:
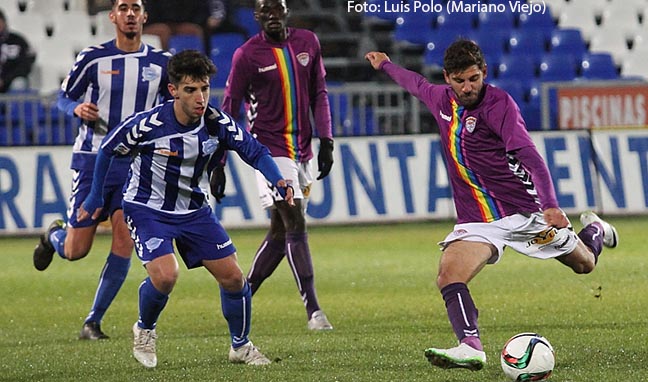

{"left": 218, "top": 0, "right": 334, "bottom": 330}
{"left": 32, "top": 0, "right": 172, "bottom": 340}
{"left": 78, "top": 50, "right": 292, "bottom": 368}
{"left": 366, "top": 40, "right": 619, "bottom": 371}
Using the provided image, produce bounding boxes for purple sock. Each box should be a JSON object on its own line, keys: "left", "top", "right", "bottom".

{"left": 286, "top": 232, "right": 321, "bottom": 319}
{"left": 247, "top": 234, "right": 285, "bottom": 295}
{"left": 441, "top": 282, "right": 482, "bottom": 351}
{"left": 578, "top": 222, "right": 604, "bottom": 263}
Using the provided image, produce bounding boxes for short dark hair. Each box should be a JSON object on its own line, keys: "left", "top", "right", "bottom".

{"left": 167, "top": 50, "right": 217, "bottom": 85}
{"left": 443, "top": 39, "right": 486, "bottom": 75}
{"left": 111, "top": 0, "right": 147, "bottom": 8}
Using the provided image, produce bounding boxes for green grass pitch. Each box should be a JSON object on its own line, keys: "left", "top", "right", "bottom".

{"left": 1, "top": 217, "right": 646, "bottom": 381}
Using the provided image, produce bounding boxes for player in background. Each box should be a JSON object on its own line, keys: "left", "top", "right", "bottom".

{"left": 78, "top": 50, "right": 291, "bottom": 368}
{"left": 218, "top": 0, "right": 334, "bottom": 330}
{"left": 32, "top": 0, "right": 171, "bottom": 340}
{"left": 365, "top": 40, "right": 619, "bottom": 371}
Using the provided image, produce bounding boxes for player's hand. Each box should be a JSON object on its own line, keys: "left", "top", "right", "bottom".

{"left": 317, "top": 138, "right": 334, "bottom": 180}
{"left": 74, "top": 102, "right": 100, "bottom": 121}
{"left": 209, "top": 166, "right": 226, "bottom": 203}
{"left": 543, "top": 208, "right": 569, "bottom": 229}
{"left": 78, "top": 194, "right": 104, "bottom": 222}
{"left": 364, "top": 51, "right": 391, "bottom": 70}
{"left": 275, "top": 179, "right": 295, "bottom": 206}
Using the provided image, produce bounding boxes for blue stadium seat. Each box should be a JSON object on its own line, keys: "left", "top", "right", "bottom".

{"left": 550, "top": 28, "right": 586, "bottom": 63}
{"left": 476, "top": 10, "right": 516, "bottom": 31}
{"left": 580, "top": 52, "right": 618, "bottom": 80}
{"left": 209, "top": 33, "right": 246, "bottom": 88}
{"left": 507, "top": 30, "right": 548, "bottom": 63}
{"left": 538, "top": 53, "right": 577, "bottom": 81}
{"left": 424, "top": 30, "right": 462, "bottom": 67}
{"left": 168, "top": 34, "right": 205, "bottom": 55}
{"left": 521, "top": 80, "right": 542, "bottom": 130}
{"left": 496, "top": 53, "right": 537, "bottom": 80}
{"left": 466, "top": 30, "right": 507, "bottom": 67}
{"left": 435, "top": 9, "right": 476, "bottom": 30}
{"left": 394, "top": 12, "right": 434, "bottom": 45}
{"left": 233, "top": 7, "right": 260, "bottom": 37}
{"left": 488, "top": 78, "right": 525, "bottom": 106}
{"left": 517, "top": 7, "right": 556, "bottom": 42}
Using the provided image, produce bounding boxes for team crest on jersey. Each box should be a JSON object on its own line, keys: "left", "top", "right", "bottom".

{"left": 142, "top": 66, "right": 161, "bottom": 82}
{"left": 296, "top": 52, "right": 310, "bottom": 66}
{"left": 465, "top": 116, "right": 477, "bottom": 132}
{"left": 202, "top": 137, "right": 220, "bottom": 155}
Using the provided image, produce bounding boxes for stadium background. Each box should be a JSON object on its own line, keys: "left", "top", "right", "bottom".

{"left": 1, "top": 0, "right": 647, "bottom": 235}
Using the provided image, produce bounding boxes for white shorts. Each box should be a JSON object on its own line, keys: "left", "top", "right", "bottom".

{"left": 439, "top": 212, "right": 579, "bottom": 264}
{"left": 256, "top": 156, "right": 313, "bottom": 210}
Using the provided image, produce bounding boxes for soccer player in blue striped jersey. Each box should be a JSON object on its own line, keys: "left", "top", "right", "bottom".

{"left": 78, "top": 50, "right": 293, "bottom": 368}
{"left": 32, "top": 0, "right": 172, "bottom": 340}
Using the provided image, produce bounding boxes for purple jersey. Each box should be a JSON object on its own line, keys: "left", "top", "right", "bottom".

{"left": 382, "top": 62, "right": 558, "bottom": 223}
{"left": 222, "top": 28, "right": 332, "bottom": 162}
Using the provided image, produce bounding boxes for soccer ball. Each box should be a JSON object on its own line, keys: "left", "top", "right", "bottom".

{"left": 500, "top": 333, "right": 555, "bottom": 381}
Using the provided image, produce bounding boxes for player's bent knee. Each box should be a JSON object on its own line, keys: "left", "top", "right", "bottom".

{"left": 219, "top": 274, "right": 245, "bottom": 292}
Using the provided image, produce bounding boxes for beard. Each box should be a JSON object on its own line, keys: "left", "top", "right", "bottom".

{"left": 124, "top": 31, "right": 137, "bottom": 39}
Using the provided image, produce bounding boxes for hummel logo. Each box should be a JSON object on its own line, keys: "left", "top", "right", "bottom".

{"left": 217, "top": 238, "right": 233, "bottom": 249}
{"left": 258, "top": 64, "right": 277, "bottom": 73}
{"left": 440, "top": 110, "right": 451, "bottom": 122}
{"left": 155, "top": 149, "right": 179, "bottom": 157}
{"left": 101, "top": 70, "right": 120, "bottom": 75}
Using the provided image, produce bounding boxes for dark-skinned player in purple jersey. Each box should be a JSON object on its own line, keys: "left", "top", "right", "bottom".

{"left": 366, "top": 39, "right": 618, "bottom": 371}
{"left": 218, "top": 0, "right": 334, "bottom": 330}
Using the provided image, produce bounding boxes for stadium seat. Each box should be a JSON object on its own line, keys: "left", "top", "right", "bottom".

{"left": 538, "top": 53, "right": 577, "bottom": 81}
{"left": 233, "top": 7, "right": 260, "bottom": 37}
{"left": 541, "top": 0, "right": 567, "bottom": 16}
{"left": 558, "top": 2, "right": 598, "bottom": 40}
{"left": 600, "top": 5, "right": 641, "bottom": 40}
{"left": 31, "top": 37, "right": 76, "bottom": 95}
{"left": 507, "top": 30, "right": 547, "bottom": 63}
{"left": 424, "top": 30, "right": 462, "bottom": 68}
{"left": 549, "top": 28, "right": 586, "bottom": 63}
{"left": 589, "top": 28, "right": 631, "bottom": 66}
{"left": 435, "top": 9, "right": 476, "bottom": 31}
{"left": 93, "top": 10, "right": 114, "bottom": 38}
{"left": 569, "top": 0, "right": 608, "bottom": 14}
{"left": 517, "top": 8, "right": 556, "bottom": 43}
{"left": 522, "top": 80, "right": 543, "bottom": 130}
{"left": 476, "top": 10, "right": 516, "bottom": 32}
{"left": 394, "top": 12, "right": 434, "bottom": 45}
{"left": 488, "top": 78, "right": 525, "bottom": 106}
{"left": 621, "top": 49, "right": 648, "bottom": 79}
{"left": 466, "top": 29, "right": 506, "bottom": 66}
{"left": 496, "top": 53, "right": 537, "bottom": 80}
{"left": 580, "top": 53, "right": 618, "bottom": 80}
{"left": 209, "top": 33, "right": 246, "bottom": 88}
{"left": 11, "top": 12, "right": 49, "bottom": 43}
{"left": 168, "top": 34, "right": 205, "bottom": 55}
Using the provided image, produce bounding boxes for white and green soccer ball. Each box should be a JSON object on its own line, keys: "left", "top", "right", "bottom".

{"left": 500, "top": 333, "right": 555, "bottom": 381}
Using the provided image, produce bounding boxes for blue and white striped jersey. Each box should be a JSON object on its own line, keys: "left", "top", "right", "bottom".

{"left": 59, "top": 40, "right": 172, "bottom": 170}
{"left": 99, "top": 102, "right": 282, "bottom": 214}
